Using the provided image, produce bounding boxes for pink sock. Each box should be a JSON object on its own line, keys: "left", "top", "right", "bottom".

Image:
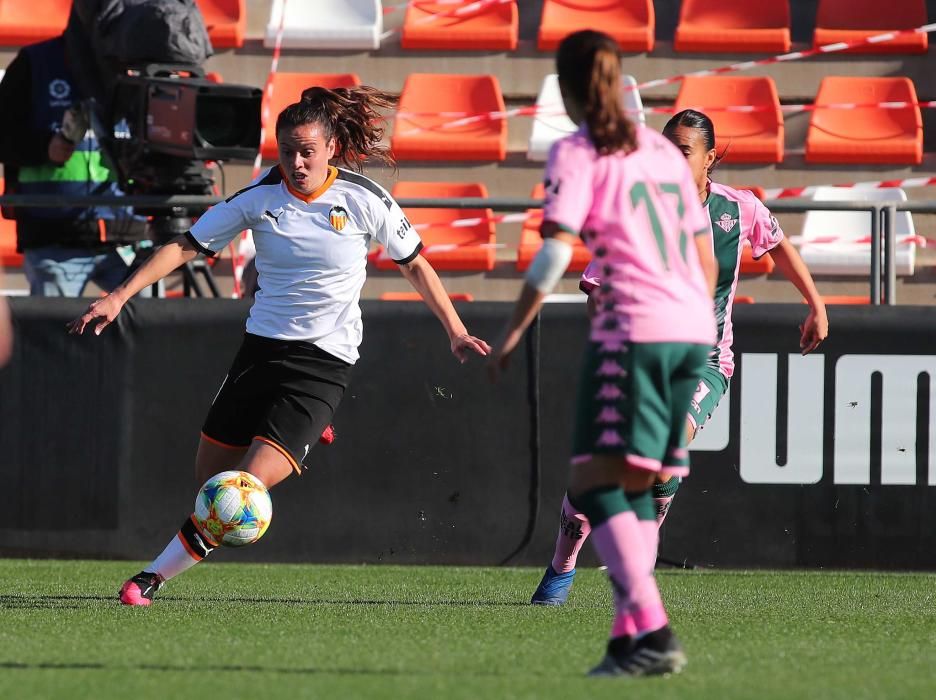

{"left": 550, "top": 494, "right": 592, "bottom": 573}
{"left": 591, "top": 511, "right": 669, "bottom": 638}
{"left": 655, "top": 495, "right": 675, "bottom": 527}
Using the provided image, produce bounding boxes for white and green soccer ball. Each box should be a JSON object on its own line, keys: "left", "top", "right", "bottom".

{"left": 193, "top": 470, "right": 273, "bottom": 547}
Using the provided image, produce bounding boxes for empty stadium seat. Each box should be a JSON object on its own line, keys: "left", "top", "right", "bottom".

{"left": 0, "top": 0, "right": 68, "bottom": 45}
{"left": 196, "top": 0, "right": 245, "bottom": 49}
{"left": 380, "top": 292, "right": 475, "bottom": 302}
{"left": 674, "top": 77, "right": 784, "bottom": 163}
{"left": 733, "top": 295, "right": 755, "bottom": 304}
{"left": 260, "top": 73, "right": 361, "bottom": 160}
{"left": 814, "top": 0, "right": 927, "bottom": 54}
{"left": 806, "top": 295, "right": 871, "bottom": 304}
{"left": 374, "top": 182, "right": 496, "bottom": 271}
{"left": 527, "top": 73, "right": 645, "bottom": 161}
{"left": 516, "top": 183, "right": 591, "bottom": 272}
{"left": 0, "top": 180, "right": 20, "bottom": 268}
{"left": 739, "top": 243, "right": 774, "bottom": 275}
{"left": 675, "top": 0, "right": 790, "bottom": 53}
{"left": 737, "top": 185, "right": 767, "bottom": 201}
{"left": 392, "top": 74, "right": 507, "bottom": 161}
{"left": 538, "top": 0, "right": 655, "bottom": 53}
{"left": 805, "top": 77, "right": 922, "bottom": 165}
{"left": 402, "top": 0, "right": 518, "bottom": 50}
{"left": 265, "top": 0, "right": 381, "bottom": 50}
{"left": 798, "top": 187, "right": 916, "bottom": 276}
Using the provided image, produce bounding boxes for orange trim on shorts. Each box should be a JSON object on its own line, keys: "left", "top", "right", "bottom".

{"left": 253, "top": 436, "right": 302, "bottom": 475}
{"left": 177, "top": 524, "right": 203, "bottom": 561}
{"left": 200, "top": 432, "right": 250, "bottom": 450}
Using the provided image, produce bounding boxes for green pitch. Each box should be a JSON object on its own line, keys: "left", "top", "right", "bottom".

{"left": 1, "top": 560, "right": 934, "bottom": 699}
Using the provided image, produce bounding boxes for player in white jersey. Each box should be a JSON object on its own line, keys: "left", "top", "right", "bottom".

{"left": 69, "top": 85, "right": 490, "bottom": 606}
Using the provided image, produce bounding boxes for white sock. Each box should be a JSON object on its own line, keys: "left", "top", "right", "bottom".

{"left": 144, "top": 516, "right": 216, "bottom": 582}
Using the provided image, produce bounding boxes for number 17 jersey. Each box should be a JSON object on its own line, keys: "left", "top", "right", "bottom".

{"left": 543, "top": 125, "right": 715, "bottom": 346}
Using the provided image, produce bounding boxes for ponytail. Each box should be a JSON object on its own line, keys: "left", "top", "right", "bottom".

{"left": 557, "top": 30, "right": 637, "bottom": 155}
{"left": 276, "top": 85, "right": 399, "bottom": 171}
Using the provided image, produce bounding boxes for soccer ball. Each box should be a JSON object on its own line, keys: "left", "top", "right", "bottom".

{"left": 193, "top": 471, "right": 273, "bottom": 547}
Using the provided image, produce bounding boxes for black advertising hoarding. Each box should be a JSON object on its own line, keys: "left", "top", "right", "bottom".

{"left": 1, "top": 300, "right": 934, "bottom": 569}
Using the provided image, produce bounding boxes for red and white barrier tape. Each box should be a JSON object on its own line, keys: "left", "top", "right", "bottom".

{"left": 395, "top": 98, "right": 936, "bottom": 134}
{"left": 635, "top": 22, "right": 936, "bottom": 91}
{"left": 233, "top": 0, "right": 290, "bottom": 290}
{"left": 763, "top": 176, "right": 936, "bottom": 200}
{"left": 789, "top": 234, "right": 929, "bottom": 247}
{"left": 395, "top": 20, "right": 936, "bottom": 132}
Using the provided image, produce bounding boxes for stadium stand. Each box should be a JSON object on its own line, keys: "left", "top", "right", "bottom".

{"left": 0, "top": 0, "right": 69, "bottom": 45}
{"left": 674, "top": 76, "right": 784, "bottom": 163}
{"left": 391, "top": 74, "right": 507, "bottom": 162}
{"left": 260, "top": 73, "right": 362, "bottom": 160}
{"left": 805, "top": 77, "right": 923, "bottom": 165}
{"left": 798, "top": 187, "right": 916, "bottom": 276}
{"left": 527, "top": 73, "right": 644, "bottom": 161}
{"left": 537, "top": 0, "right": 655, "bottom": 53}
{"left": 373, "top": 182, "right": 497, "bottom": 271}
{"left": 401, "top": 0, "right": 519, "bottom": 51}
{"left": 196, "top": 0, "right": 246, "bottom": 49}
{"left": 516, "top": 183, "right": 591, "bottom": 272}
{"left": 0, "top": 180, "right": 20, "bottom": 268}
{"left": 813, "top": 0, "right": 928, "bottom": 54}
{"left": 674, "top": 0, "right": 791, "bottom": 53}
{"left": 264, "top": 0, "right": 382, "bottom": 50}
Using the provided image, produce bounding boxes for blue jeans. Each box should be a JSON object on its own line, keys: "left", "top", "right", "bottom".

{"left": 23, "top": 246, "right": 151, "bottom": 298}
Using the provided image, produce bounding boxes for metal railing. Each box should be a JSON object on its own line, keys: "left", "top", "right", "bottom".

{"left": 2, "top": 194, "right": 933, "bottom": 306}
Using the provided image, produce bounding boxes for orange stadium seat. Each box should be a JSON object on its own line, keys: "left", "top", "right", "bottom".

{"left": 260, "top": 73, "right": 361, "bottom": 160}
{"left": 675, "top": 0, "right": 790, "bottom": 53}
{"left": 737, "top": 185, "right": 767, "bottom": 200}
{"left": 732, "top": 186, "right": 776, "bottom": 276}
{"left": 516, "top": 183, "right": 591, "bottom": 272}
{"left": 805, "top": 77, "right": 922, "bottom": 165}
{"left": 806, "top": 295, "right": 871, "bottom": 305}
{"left": 402, "top": 0, "right": 518, "bottom": 51}
{"left": 374, "top": 182, "right": 496, "bottom": 271}
{"left": 196, "top": 0, "right": 246, "bottom": 49}
{"left": 733, "top": 296, "right": 755, "bottom": 304}
{"left": 0, "top": 0, "right": 68, "bottom": 45}
{"left": 380, "top": 292, "right": 475, "bottom": 302}
{"left": 814, "top": 0, "right": 927, "bottom": 54}
{"left": 675, "top": 77, "right": 784, "bottom": 163}
{"left": 537, "top": 0, "right": 655, "bottom": 53}
{"left": 391, "top": 74, "right": 507, "bottom": 162}
{"left": 0, "top": 180, "right": 20, "bottom": 268}
{"left": 739, "top": 243, "right": 774, "bottom": 275}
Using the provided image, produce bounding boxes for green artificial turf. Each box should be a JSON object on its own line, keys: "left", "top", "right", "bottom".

{"left": 1, "top": 560, "right": 934, "bottom": 699}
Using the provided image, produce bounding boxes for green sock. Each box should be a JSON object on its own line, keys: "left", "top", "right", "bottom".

{"left": 569, "top": 485, "right": 629, "bottom": 527}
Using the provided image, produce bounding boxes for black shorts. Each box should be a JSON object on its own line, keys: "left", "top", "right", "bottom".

{"left": 202, "top": 333, "right": 353, "bottom": 473}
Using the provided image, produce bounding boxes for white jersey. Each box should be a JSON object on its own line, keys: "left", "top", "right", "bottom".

{"left": 187, "top": 165, "right": 423, "bottom": 363}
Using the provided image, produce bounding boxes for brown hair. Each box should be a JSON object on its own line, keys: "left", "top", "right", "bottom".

{"left": 556, "top": 30, "right": 636, "bottom": 155}
{"left": 275, "top": 85, "right": 398, "bottom": 171}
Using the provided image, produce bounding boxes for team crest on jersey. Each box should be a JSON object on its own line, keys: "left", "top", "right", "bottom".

{"left": 715, "top": 212, "right": 738, "bottom": 233}
{"left": 329, "top": 205, "right": 349, "bottom": 232}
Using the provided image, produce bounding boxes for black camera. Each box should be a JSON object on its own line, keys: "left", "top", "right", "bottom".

{"left": 104, "top": 63, "right": 261, "bottom": 197}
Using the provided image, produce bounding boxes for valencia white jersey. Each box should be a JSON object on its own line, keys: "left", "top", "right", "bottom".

{"left": 187, "top": 166, "right": 423, "bottom": 363}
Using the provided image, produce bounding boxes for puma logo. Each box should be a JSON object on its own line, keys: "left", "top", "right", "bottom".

{"left": 264, "top": 209, "right": 282, "bottom": 225}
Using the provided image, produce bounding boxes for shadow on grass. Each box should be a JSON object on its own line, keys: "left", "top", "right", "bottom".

{"left": 0, "top": 593, "right": 550, "bottom": 609}
{"left": 0, "top": 660, "right": 517, "bottom": 678}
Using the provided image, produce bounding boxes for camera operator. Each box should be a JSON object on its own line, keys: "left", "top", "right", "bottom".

{"left": 0, "top": 33, "right": 150, "bottom": 297}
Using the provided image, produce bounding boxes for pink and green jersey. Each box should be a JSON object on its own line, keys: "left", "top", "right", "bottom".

{"left": 544, "top": 125, "right": 715, "bottom": 346}
{"left": 580, "top": 180, "right": 784, "bottom": 378}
